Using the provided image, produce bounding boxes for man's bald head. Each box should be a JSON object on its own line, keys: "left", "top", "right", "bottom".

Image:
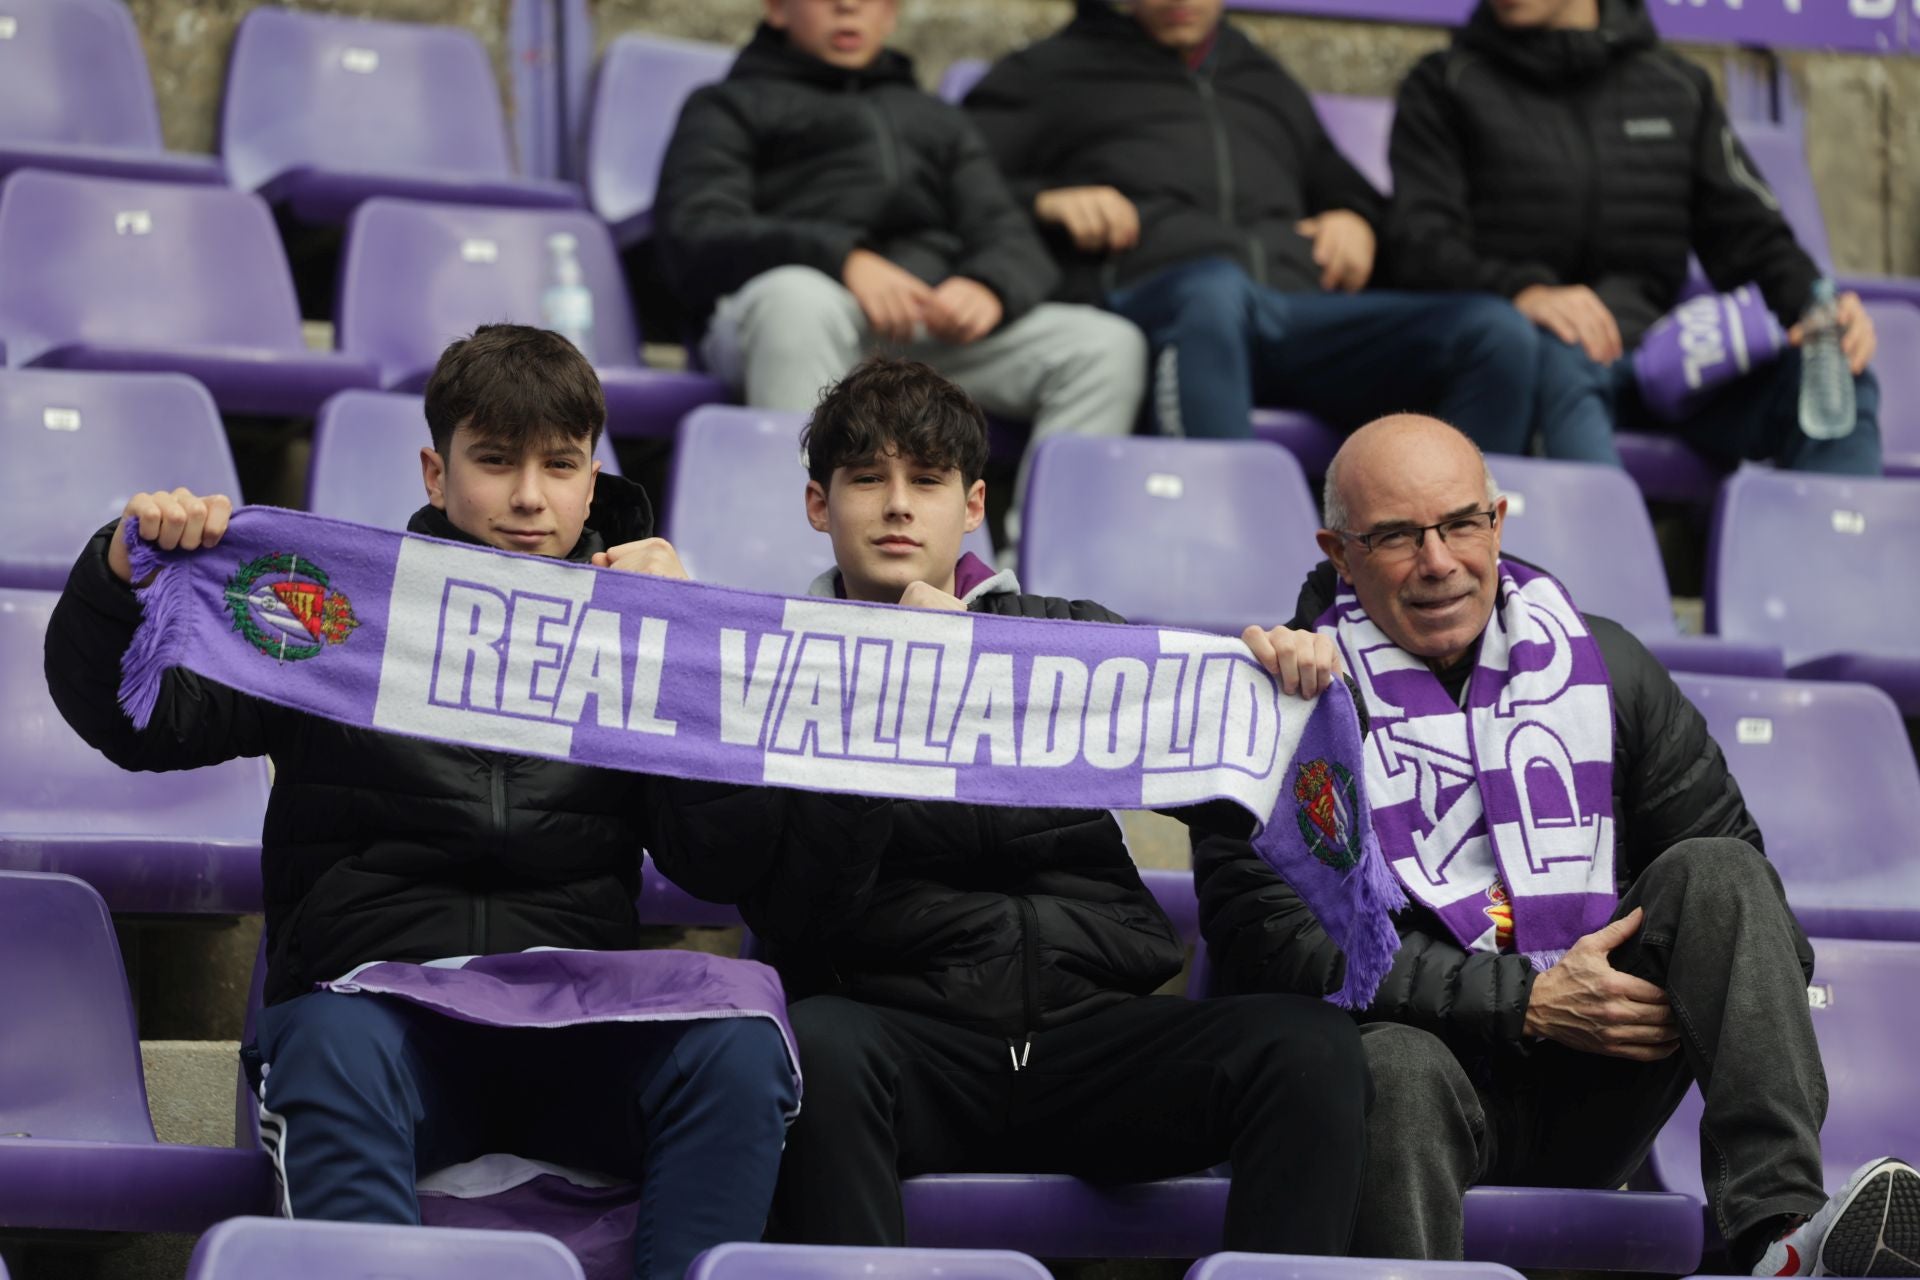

{"left": 1322, "top": 415, "right": 1496, "bottom": 534}
{"left": 1314, "top": 414, "right": 1506, "bottom": 670}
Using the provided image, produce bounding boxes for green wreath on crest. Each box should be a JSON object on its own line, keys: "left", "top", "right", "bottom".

{"left": 223, "top": 551, "right": 333, "bottom": 661}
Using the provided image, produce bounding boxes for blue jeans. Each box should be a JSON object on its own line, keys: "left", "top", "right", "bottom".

{"left": 252, "top": 992, "right": 796, "bottom": 1280}
{"left": 1534, "top": 335, "right": 1883, "bottom": 473}
{"left": 1106, "top": 257, "right": 1540, "bottom": 449}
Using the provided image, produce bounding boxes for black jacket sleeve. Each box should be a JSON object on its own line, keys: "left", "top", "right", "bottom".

{"left": 655, "top": 86, "right": 863, "bottom": 313}
{"left": 44, "top": 523, "right": 272, "bottom": 773}
{"left": 943, "top": 116, "right": 1060, "bottom": 324}
{"left": 1283, "top": 76, "right": 1386, "bottom": 231}
{"left": 1386, "top": 54, "right": 1559, "bottom": 298}
{"left": 1679, "top": 60, "right": 1821, "bottom": 327}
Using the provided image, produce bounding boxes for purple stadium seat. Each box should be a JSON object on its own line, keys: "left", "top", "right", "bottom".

{"left": 1645, "top": 938, "right": 1920, "bottom": 1221}
{"left": 689, "top": 1243, "right": 1047, "bottom": 1280}
{"left": 1612, "top": 433, "right": 1727, "bottom": 506}
{"left": 0, "top": 0, "right": 222, "bottom": 188}
{"left": 900, "top": 1177, "right": 1701, "bottom": 1271}
{"left": 0, "top": 589, "right": 268, "bottom": 914}
{"left": 663, "top": 405, "right": 991, "bottom": 593}
{"left": 335, "top": 198, "right": 727, "bottom": 438}
{"left": 1707, "top": 469, "right": 1920, "bottom": 713}
{"left": 1018, "top": 436, "right": 1321, "bottom": 635}
{"left": 1672, "top": 675, "right": 1920, "bottom": 941}
{"left": 1311, "top": 93, "right": 1394, "bottom": 196}
{"left": 0, "top": 370, "right": 241, "bottom": 590}
{"left": 1488, "top": 456, "right": 1783, "bottom": 676}
{"left": 1248, "top": 409, "right": 1345, "bottom": 478}
{"left": 584, "top": 35, "right": 736, "bottom": 248}
{"left": 0, "top": 170, "right": 378, "bottom": 416}
{"left": 219, "top": 7, "right": 582, "bottom": 227}
{"left": 0, "top": 871, "right": 275, "bottom": 1232}
{"left": 187, "top": 1216, "right": 584, "bottom": 1280}
{"left": 1866, "top": 298, "right": 1920, "bottom": 477}
{"left": 939, "top": 59, "right": 990, "bottom": 106}
{"left": 308, "top": 389, "right": 621, "bottom": 531}
{"left": 1187, "top": 1255, "right": 1522, "bottom": 1280}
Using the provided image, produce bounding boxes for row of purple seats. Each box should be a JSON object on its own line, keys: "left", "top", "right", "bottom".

{"left": 187, "top": 1218, "right": 583, "bottom": 1280}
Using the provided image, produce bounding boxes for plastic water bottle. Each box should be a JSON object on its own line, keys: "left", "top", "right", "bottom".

{"left": 541, "top": 232, "right": 595, "bottom": 357}
{"left": 1797, "top": 278, "right": 1855, "bottom": 440}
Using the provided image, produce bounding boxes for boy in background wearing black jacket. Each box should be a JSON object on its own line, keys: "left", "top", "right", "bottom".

{"left": 965, "top": 0, "right": 1540, "bottom": 448}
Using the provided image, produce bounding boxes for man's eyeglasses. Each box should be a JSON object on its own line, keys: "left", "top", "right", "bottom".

{"left": 1338, "top": 508, "right": 1500, "bottom": 559}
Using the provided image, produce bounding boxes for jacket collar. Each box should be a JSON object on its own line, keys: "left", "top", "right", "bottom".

{"left": 807, "top": 552, "right": 1019, "bottom": 607}
{"left": 1457, "top": 0, "right": 1659, "bottom": 85}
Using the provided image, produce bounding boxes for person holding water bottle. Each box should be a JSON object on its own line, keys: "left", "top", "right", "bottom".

{"left": 1381, "top": 0, "right": 1879, "bottom": 473}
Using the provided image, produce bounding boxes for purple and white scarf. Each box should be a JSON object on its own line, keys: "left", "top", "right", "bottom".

{"left": 120, "top": 507, "right": 1402, "bottom": 1007}
{"left": 1314, "top": 560, "right": 1617, "bottom": 967}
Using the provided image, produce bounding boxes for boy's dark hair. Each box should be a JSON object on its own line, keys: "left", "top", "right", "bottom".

{"left": 802, "top": 357, "right": 990, "bottom": 489}
{"left": 423, "top": 324, "right": 606, "bottom": 458}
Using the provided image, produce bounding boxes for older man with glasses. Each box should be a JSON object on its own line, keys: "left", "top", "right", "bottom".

{"left": 1216, "top": 413, "right": 1918, "bottom": 1272}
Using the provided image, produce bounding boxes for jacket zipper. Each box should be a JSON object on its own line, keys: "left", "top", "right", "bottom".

{"left": 1194, "top": 74, "right": 1264, "bottom": 287}
{"left": 474, "top": 756, "right": 506, "bottom": 952}
{"left": 861, "top": 98, "right": 900, "bottom": 193}
{"left": 1573, "top": 86, "right": 1603, "bottom": 285}
{"left": 1009, "top": 895, "right": 1041, "bottom": 1072}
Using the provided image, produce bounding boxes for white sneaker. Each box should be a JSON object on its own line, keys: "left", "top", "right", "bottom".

{"left": 1753, "top": 1157, "right": 1920, "bottom": 1277}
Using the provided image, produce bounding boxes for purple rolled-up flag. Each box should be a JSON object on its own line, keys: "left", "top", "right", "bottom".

{"left": 1634, "top": 284, "right": 1787, "bottom": 422}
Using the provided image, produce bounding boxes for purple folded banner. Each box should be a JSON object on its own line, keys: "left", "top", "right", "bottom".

{"left": 1633, "top": 285, "right": 1788, "bottom": 422}
{"left": 122, "top": 507, "right": 1404, "bottom": 1006}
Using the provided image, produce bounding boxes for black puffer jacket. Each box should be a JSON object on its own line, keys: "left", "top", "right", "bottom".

{"left": 667, "top": 582, "right": 1185, "bottom": 1039}
{"left": 1385, "top": 0, "right": 1818, "bottom": 346}
{"left": 655, "top": 23, "right": 1058, "bottom": 331}
{"left": 44, "top": 476, "right": 853, "bottom": 1006}
{"left": 965, "top": 0, "right": 1385, "bottom": 303}
{"left": 1195, "top": 559, "right": 1776, "bottom": 1063}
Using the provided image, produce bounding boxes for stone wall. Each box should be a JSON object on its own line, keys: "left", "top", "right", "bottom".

{"left": 126, "top": 0, "right": 1918, "bottom": 274}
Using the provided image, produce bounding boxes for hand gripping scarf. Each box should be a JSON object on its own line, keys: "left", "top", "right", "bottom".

{"left": 120, "top": 507, "right": 1405, "bottom": 1005}
{"left": 1314, "top": 559, "right": 1617, "bottom": 968}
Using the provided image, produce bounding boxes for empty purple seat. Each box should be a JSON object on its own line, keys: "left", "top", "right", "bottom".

{"left": 308, "top": 389, "right": 621, "bottom": 531}
{"left": 900, "top": 1176, "right": 1701, "bottom": 1272}
{"left": 0, "top": 589, "right": 268, "bottom": 914}
{"left": 1019, "top": 436, "right": 1320, "bottom": 635}
{"left": 1489, "top": 456, "right": 1783, "bottom": 676}
{"left": 689, "top": 1243, "right": 1047, "bottom": 1280}
{"left": 664, "top": 405, "right": 991, "bottom": 593}
{"left": 336, "top": 198, "right": 727, "bottom": 438}
{"left": 0, "top": 0, "right": 222, "bottom": 187}
{"left": 1672, "top": 674, "right": 1920, "bottom": 941}
{"left": 1708, "top": 469, "right": 1920, "bottom": 713}
{"left": 0, "top": 169, "right": 378, "bottom": 415}
{"left": 1311, "top": 93, "right": 1393, "bottom": 196}
{"left": 584, "top": 34, "right": 736, "bottom": 248}
{"left": 1866, "top": 299, "right": 1920, "bottom": 477}
{"left": 1646, "top": 938, "right": 1920, "bottom": 1218}
{"left": 219, "top": 7, "right": 582, "bottom": 227}
{"left": 0, "top": 870, "right": 274, "bottom": 1231}
{"left": 187, "top": 1216, "right": 584, "bottom": 1280}
{"left": 1188, "top": 1255, "right": 1522, "bottom": 1280}
{"left": 1248, "top": 408, "right": 1345, "bottom": 478}
{"left": 0, "top": 370, "right": 241, "bottom": 590}
{"left": 939, "top": 59, "right": 990, "bottom": 106}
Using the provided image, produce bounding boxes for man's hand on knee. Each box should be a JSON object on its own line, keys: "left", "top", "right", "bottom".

{"left": 1523, "top": 908, "right": 1681, "bottom": 1061}
{"left": 843, "top": 249, "right": 932, "bottom": 344}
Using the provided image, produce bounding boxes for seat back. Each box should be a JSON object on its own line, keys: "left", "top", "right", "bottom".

{"left": 1647, "top": 937, "right": 1920, "bottom": 1200}
{"left": 1019, "top": 437, "right": 1320, "bottom": 634}
{"left": 0, "top": 370, "right": 240, "bottom": 589}
{"left": 336, "top": 198, "right": 643, "bottom": 387}
{"left": 1731, "top": 121, "right": 1834, "bottom": 273}
{"left": 1672, "top": 674, "right": 1920, "bottom": 936}
{"left": 1707, "top": 470, "right": 1920, "bottom": 664}
{"left": 1311, "top": 93, "right": 1394, "bottom": 195}
{"left": 187, "top": 1216, "right": 585, "bottom": 1280}
{"left": 0, "top": 588, "right": 270, "bottom": 847}
{"left": 0, "top": 870, "right": 156, "bottom": 1143}
{"left": 938, "top": 58, "right": 990, "bottom": 105}
{"left": 1865, "top": 298, "right": 1920, "bottom": 476}
{"left": 583, "top": 34, "right": 734, "bottom": 234}
{"left": 1188, "top": 1256, "right": 1525, "bottom": 1280}
{"left": 1487, "top": 455, "right": 1676, "bottom": 637}
{"left": 220, "top": 7, "right": 516, "bottom": 194}
{"left": 664, "top": 405, "right": 993, "bottom": 593}
{"left": 0, "top": 0, "right": 166, "bottom": 150}
{"left": 0, "top": 169, "right": 307, "bottom": 366}
{"left": 308, "top": 389, "right": 620, "bottom": 531}
{"left": 689, "top": 1243, "right": 1049, "bottom": 1280}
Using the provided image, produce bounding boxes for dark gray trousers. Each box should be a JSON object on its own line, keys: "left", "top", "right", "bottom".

{"left": 1354, "top": 838, "right": 1830, "bottom": 1260}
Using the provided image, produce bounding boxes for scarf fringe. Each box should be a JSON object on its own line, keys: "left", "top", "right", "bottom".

{"left": 118, "top": 526, "right": 187, "bottom": 731}
{"left": 1330, "top": 828, "right": 1409, "bottom": 1009}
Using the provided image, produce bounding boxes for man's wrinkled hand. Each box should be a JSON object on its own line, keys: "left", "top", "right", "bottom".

{"left": 593, "top": 538, "right": 689, "bottom": 580}
{"left": 1523, "top": 908, "right": 1680, "bottom": 1061}
{"left": 1034, "top": 185, "right": 1141, "bottom": 255}
{"left": 108, "top": 488, "right": 234, "bottom": 587}
{"left": 1515, "top": 284, "right": 1624, "bottom": 364}
{"left": 1241, "top": 625, "right": 1344, "bottom": 698}
{"left": 1789, "top": 290, "right": 1876, "bottom": 376}
{"left": 1296, "top": 210, "right": 1376, "bottom": 293}
{"left": 899, "top": 580, "right": 967, "bottom": 612}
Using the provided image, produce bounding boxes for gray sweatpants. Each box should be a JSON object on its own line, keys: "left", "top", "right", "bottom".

{"left": 700, "top": 265, "right": 1147, "bottom": 546}
{"left": 1355, "top": 838, "right": 1829, "bottom": 1260}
